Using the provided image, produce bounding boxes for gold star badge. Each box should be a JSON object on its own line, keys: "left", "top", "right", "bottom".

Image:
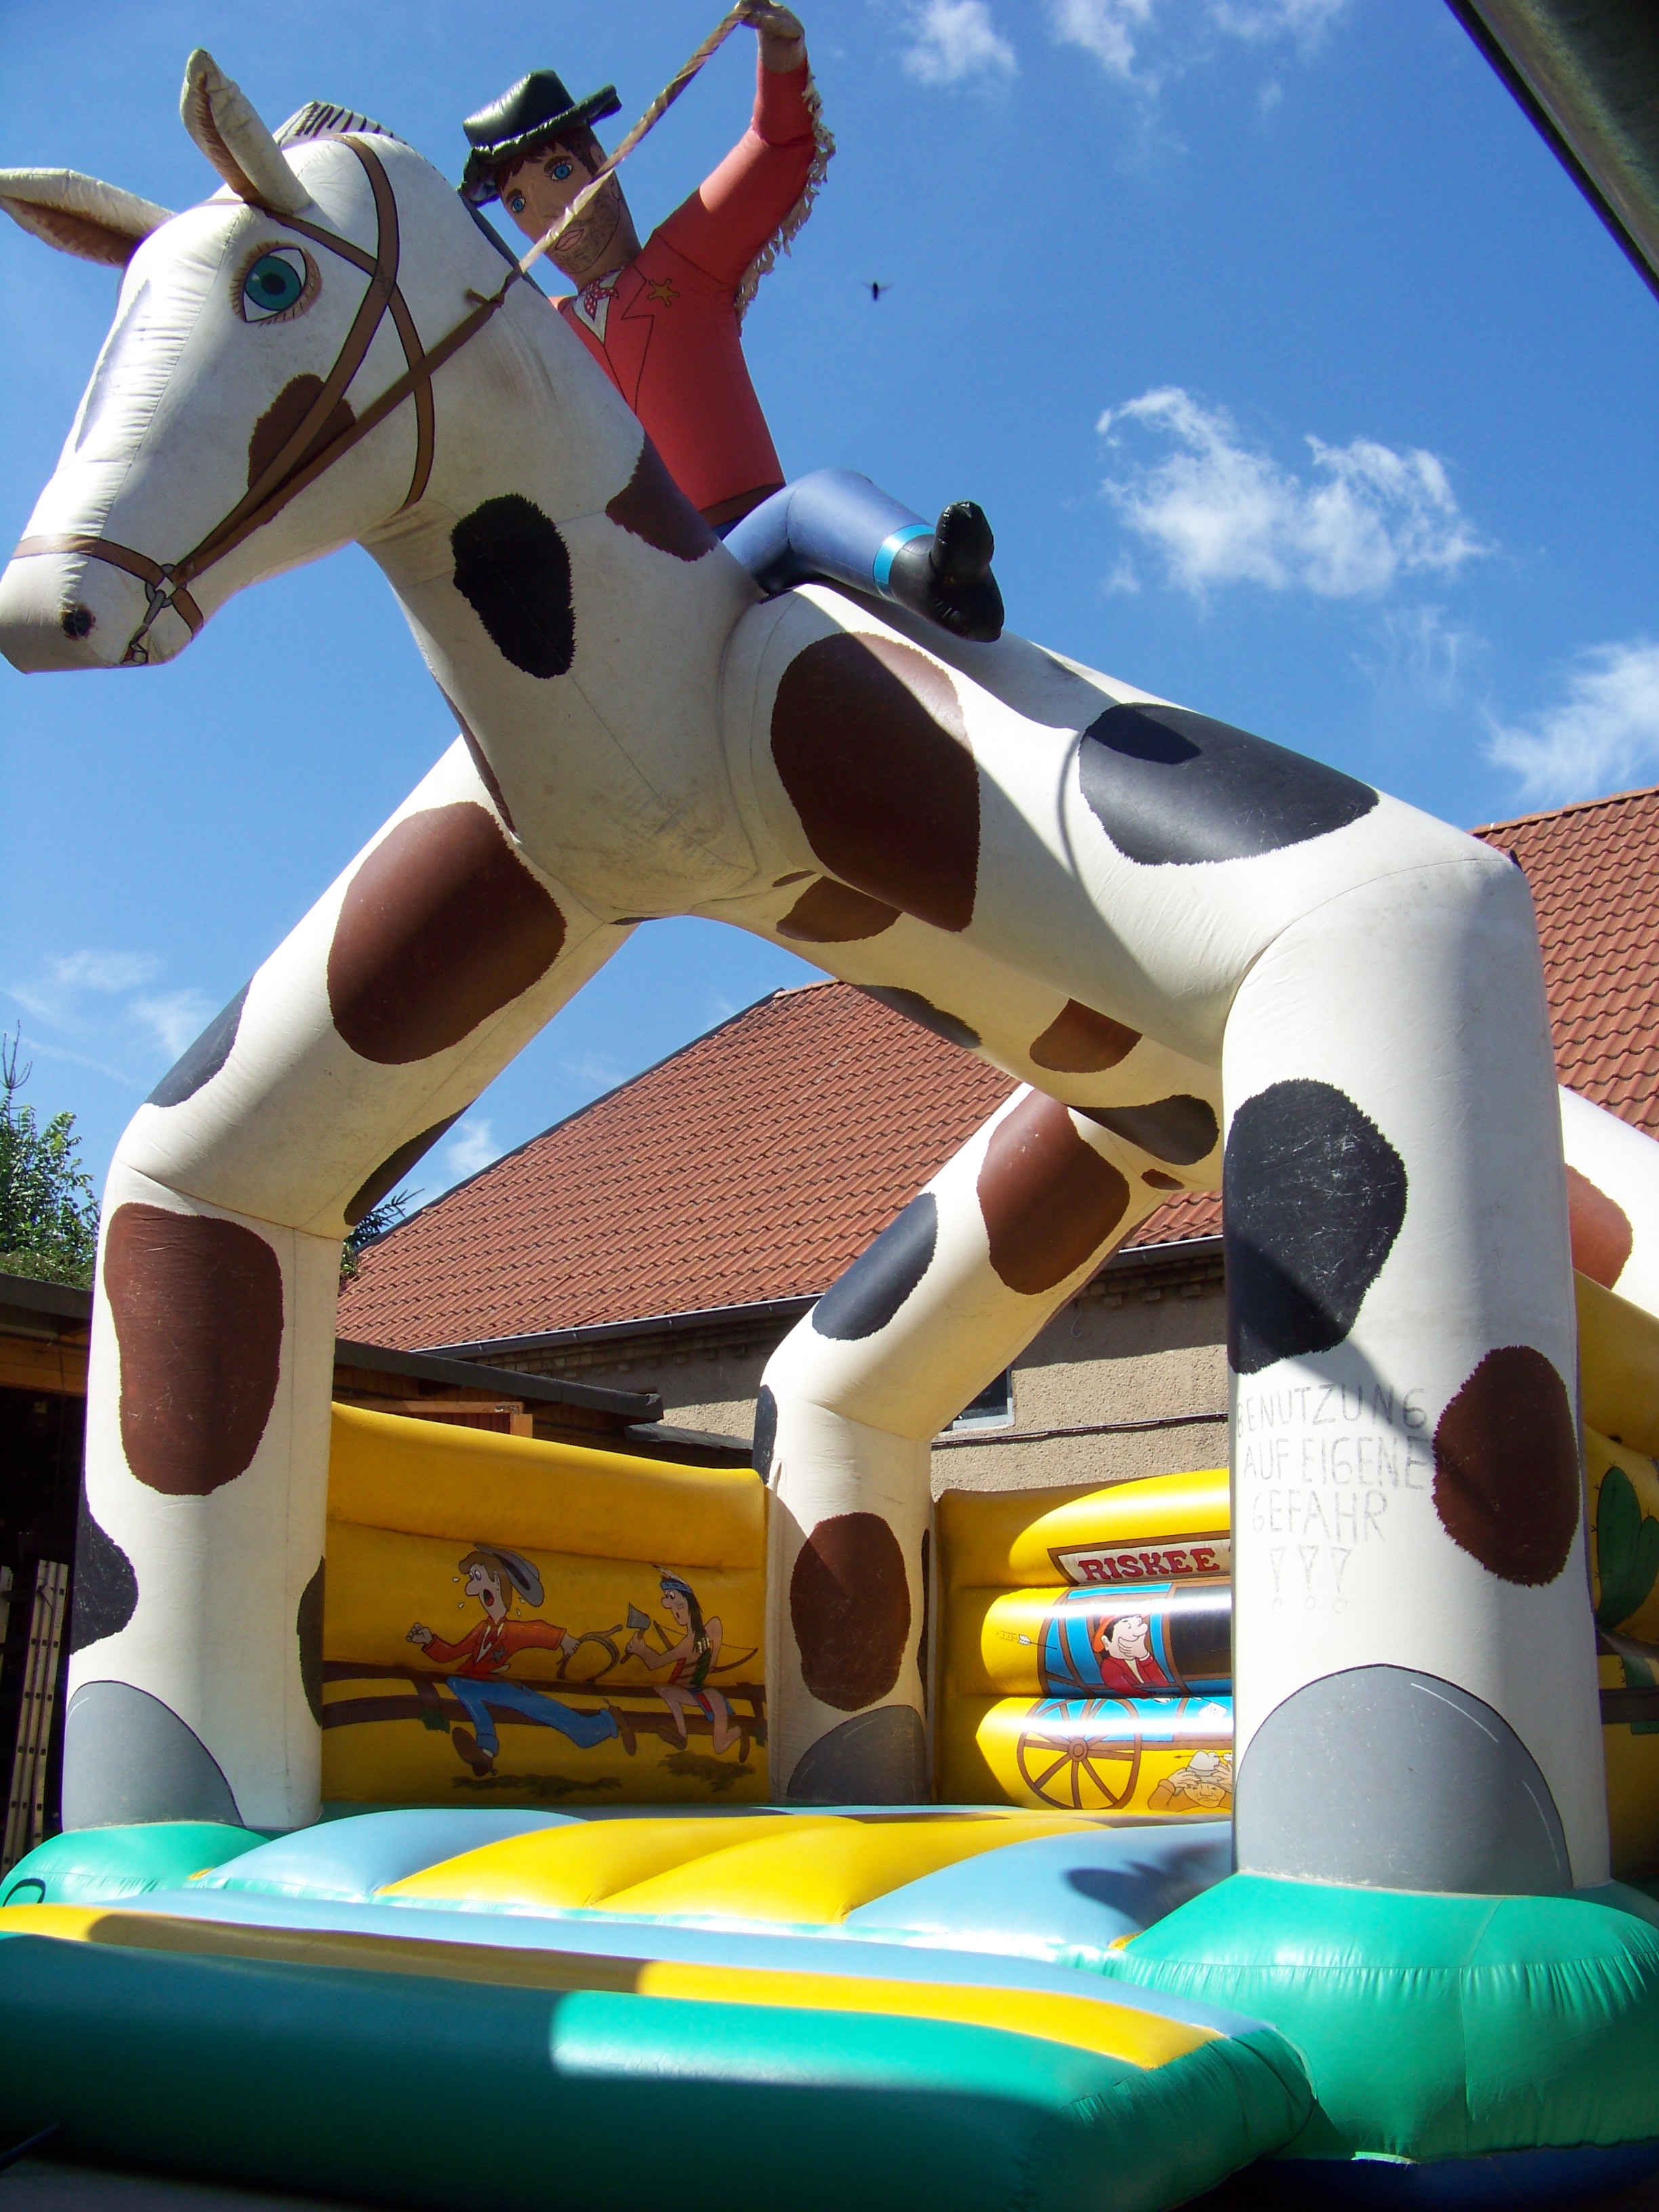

{"left": 644, "top": 278, "right": 680, "bottom": 306}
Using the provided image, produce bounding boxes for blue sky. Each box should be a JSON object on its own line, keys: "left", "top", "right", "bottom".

{"left": 3, "top": 0, "right": 1657, "bottom": 1203}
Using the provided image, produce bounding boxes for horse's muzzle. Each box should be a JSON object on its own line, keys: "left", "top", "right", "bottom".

{"left": 0, "top": 546, "right": 152, "bottom": 670}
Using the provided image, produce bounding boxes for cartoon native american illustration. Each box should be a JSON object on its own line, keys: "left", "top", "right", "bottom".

{"left": 407, "top": 1544, "right": 634, "bottom": 1774}
{"left": 626, "top": 1572, "right": 739, "bottom": 1755}
{"left": 461, "top": 2, "right": 1005, "bottom": 642}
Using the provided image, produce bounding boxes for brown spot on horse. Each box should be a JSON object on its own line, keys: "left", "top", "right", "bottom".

{"left": 790, "top": 1511, "right": 911, "bottom": 1711}
{"left": 327, "top": 801, "right": 565, "bottom": 1063}
{"left": 1433, "top": 1346, "right": 1579, "bottom": 1585}
{"left": 1029, "top": 1000, "right": 1141, "bottom": 1072}
{"left": 104, "top": 1203, "right": 283, "bottom": 1496}
{"left": 978, "top": 1092, "right": 1131, "bottom": 1295}
{"left": 771, "top": 634, "right": 979, "bottom": 932}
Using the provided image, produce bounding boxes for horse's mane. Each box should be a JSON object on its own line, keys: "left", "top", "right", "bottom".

{"left": 275, "top": 102, "right": 405, "bottom": 149}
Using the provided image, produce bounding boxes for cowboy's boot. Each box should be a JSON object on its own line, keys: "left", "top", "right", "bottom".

{"left": 451, "top": 1727, "right": 495, "bottom": 1776}
{"left": 885, "top": 501, "right": 1004, "bottom": 643}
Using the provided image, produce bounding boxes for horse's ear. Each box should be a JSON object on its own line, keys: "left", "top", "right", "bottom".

{"left": 0, "top": 169, "right": 173, "bottom": 267}
{"left": 180, "top": 49, "right": 309, "bottom": 214}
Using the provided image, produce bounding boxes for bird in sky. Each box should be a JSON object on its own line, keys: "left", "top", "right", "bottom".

{"left": 869, "top": 281, "right": 889, "bottom": 302}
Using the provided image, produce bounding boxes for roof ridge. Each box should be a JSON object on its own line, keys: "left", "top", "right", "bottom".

{"left": 1471, "top": 782, "right": 1659, "bottom": 836}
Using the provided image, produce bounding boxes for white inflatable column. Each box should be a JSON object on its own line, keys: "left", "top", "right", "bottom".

{"left": 1227, "top": 852, "right": 1607, "bottom": 1892}
{"left": 760, "top": 1088, "right": 1167, "bottom": 1802}
{"left": 65, "top": 742, "right": 623, "bottom": 1831}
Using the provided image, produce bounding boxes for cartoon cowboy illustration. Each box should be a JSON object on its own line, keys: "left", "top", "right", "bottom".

{"left": 1147, "top": 1749, "right": 1234, "bottom": 1811}
{"left": 626, "top": 1571, "right": 739, "bottom": 1755}
{"left": 460, "top": 3, "right": 1004, "bottom": 641}
{"left": 407, "top": 1544, "right": 634, "bottom": 1776}
{"left": 1089, "top": 1611, "right": 1176, "bottom": 1697}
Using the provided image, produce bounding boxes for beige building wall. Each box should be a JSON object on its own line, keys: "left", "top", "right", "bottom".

{"left": 498, "top": 1241, "right": 1228, "bottom": 1498}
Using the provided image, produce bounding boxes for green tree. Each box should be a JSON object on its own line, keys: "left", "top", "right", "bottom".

{"left": 340, "top": 1187, "right": 419, "bottom": 1285}
{"left": 0, "top": 1029, "right": 100, "bottom": 1288}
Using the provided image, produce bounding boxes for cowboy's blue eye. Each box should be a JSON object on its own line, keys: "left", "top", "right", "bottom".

{"left": 508, "top": 193, "right": 526, "bottom": 214}
{"left": 550, "top": 160, "right": 573, "bottom": 181}
{"left": 241, "top": 249, "right": 309, "bottom": 321}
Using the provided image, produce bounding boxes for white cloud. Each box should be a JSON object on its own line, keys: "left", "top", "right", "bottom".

{"left": 1486, "top": 640, "right": 1659, "bottom": 805}
{"left": 1098, "top": 386, "right": 1486, "bottom": 599}
{"left": 1048, "top": 0, "right": 1349, "bottom": 85}
{"left": 1208, "top": 0, "right": 1347, "bottom": 39}
{"left": 132, "top": 989, "right": 214, "bottom": 1058}
{"left": 1048, "top": 0, "right": 1152, "bottom": 79}
{"left": 562, "top": 1050, "right": 624, "bottom": 1088}
{"left": 443, "top": 1117, "right": 497, "bottom": 1180}
{"left": 48, "top": 950, "right": 160, "bottom": 993}
{"left": 898, "top": 0, "right": 1017, "bottom": 85}
{"left": 1358, "top": 603, "right": 1485, "bottom": 710}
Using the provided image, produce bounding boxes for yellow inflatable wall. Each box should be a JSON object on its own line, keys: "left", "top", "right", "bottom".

{"left": 323, "top": 1406, "right": 767, "bottom": 1807}
{"left": 321, "top": 1270, "right": 1659, "bottom": 1862}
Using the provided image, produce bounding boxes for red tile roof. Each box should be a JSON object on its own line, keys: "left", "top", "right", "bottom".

{"left": 339, "top": 983, "right": 1012, "bottom": 1349}
{"left": 339, "top": 787, "right": 1659, "bottom": 1348}
{"left": 1472, "top": 786, "right": 1659, "bottom": 1132}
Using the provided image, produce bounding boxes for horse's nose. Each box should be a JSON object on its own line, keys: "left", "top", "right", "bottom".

{"left": 0, "top": 546, "right": 150, "bottom": 670}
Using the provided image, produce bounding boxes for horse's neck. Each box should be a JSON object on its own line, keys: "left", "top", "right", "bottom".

{"left": 363, "top": 280, "right": 761, "bottom": 909}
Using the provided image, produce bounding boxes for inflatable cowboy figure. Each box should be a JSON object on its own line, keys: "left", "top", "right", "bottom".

{"left": 461, "top": 2, "right": 1004, "bottom": 641}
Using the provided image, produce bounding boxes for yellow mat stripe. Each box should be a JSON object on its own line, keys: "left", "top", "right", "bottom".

{"left": 0, "top": 1905, "right": 1210, "bottom": 2068}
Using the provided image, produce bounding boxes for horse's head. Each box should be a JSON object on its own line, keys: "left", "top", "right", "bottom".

{"left": 0, "top": 53, "right": 517, "bottom": 671}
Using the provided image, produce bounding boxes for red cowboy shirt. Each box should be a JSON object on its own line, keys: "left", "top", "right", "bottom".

{"left": 420, "top": 1616, "right": 566, "bottom": 1679}
{"left": 1092, "top": 1650, "right": 1175, "bottom": 1697}
{"left": 556, "top": 58, "right": 821, "bottom": 520}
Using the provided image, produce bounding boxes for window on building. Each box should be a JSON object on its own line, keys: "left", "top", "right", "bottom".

{"left": 947, "top": 1368, "right": 1014, "bottom": 1433}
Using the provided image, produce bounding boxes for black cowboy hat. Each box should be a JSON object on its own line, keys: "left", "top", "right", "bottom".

{"left": 460, "top": 70, "right": 621, "bottom": 205}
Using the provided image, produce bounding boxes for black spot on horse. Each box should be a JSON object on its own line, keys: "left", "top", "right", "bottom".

{"left": 752, "top": 1383, "right": 778, "bottom": 1482}
{"left": 1225, "top": 1080, "right": 1407, "bottom": 1376}
{"left": 1078, "top": 702, "right": 1376, "bottom": 867}
{"left": 69, "top": 1493, "right": 138, "bottom": 1654}
{"left": 857, "top": 987, "right": 981, "bottom": 1052}
{"left": 344, "top": 1114, "right": 462, "bottom": 1228}
{"left": 1078, "top": 1094, "right": 1219, "bottom": 1166}
{"left": 297, "top": 1558, "right": 325, "bottom": 1727}
{"left": 451, "top": 495, "right": 575, "bottom": 679}
{"left": 146, "top": 982, "right": 249, "bottom": 1108}
{"left": 814, "top": 1192, "right": 937, "bottom": 1342}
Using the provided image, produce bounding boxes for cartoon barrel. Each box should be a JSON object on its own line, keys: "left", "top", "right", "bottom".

{"left": 968, "top": 1694, "right": 1235, "bottom": 1815}
{"left": 976, "top": 1582, "right": 1231, "bottom": 1700}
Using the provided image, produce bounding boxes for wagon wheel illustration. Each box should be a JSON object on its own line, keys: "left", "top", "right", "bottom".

{"left": 555, "top": 1626, "right": 625, "bottom": 1683}
{"left": 1016, "top": 1707, "right": 1144, "bottom": 1811}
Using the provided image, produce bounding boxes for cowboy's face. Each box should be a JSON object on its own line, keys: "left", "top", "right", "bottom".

{"left": 1105, "top": 1614, "right": 1152, "bottom": 1663}
{"left": 498, "top": 140, "right": 638, "bottom": 282}
{"left": 466, "top": 1562, "right": 507, "bottom": 1620}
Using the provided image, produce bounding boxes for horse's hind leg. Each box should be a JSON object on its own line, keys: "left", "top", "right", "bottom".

{"left": 67, "top": 741, "right": 630, "bottom": 1832}
{"left": 759, "top": 1090, "right": 1171, "bottom": 1802}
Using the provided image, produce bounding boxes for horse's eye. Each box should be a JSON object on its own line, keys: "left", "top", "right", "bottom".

{"left": 239, "top": 247, "right": 313, "bottom": 323}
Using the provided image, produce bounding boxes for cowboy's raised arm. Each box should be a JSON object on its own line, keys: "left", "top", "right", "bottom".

{"left": 657, "top": 3, "right": 827, "bottom": 291}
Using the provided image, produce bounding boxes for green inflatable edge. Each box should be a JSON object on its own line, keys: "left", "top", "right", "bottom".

{"left": 1096, "top": 1872, "right": 1659, "bottom": 2164}
{"left": 0, "top": 1934, "right": 1312, "bottom": 2212}
{"left": 0, "top": 1822, "right": 268, "bottom": 1906}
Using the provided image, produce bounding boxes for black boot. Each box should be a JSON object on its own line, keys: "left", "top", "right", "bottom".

{"left": 884, "top": 501, "right": 1004, "bottom": 643}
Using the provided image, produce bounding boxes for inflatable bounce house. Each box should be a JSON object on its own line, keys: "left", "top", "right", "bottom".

{"left": 4, "top": 24, "right": 1659, "bottom": 2212}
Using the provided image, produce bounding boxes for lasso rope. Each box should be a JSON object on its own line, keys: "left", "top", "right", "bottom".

{"left": 518, "top": 4, "right": 749, "bottom": 278}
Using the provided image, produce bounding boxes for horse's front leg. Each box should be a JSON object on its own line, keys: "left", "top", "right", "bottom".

{"left": 68, "top": 741, "right": 630, "bottom": 1832}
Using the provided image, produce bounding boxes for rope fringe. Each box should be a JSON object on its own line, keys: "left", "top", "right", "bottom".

{"left": 735, "top": 75, "right": 835, "bottom": 327}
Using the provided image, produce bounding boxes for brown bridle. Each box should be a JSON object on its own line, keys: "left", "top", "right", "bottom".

{"left": 13, "top": 136, "right": 522, "bottom": 665}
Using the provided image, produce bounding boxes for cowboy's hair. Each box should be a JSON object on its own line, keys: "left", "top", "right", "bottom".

{"left": 492, "top": 124, "right": 605, "bottom": 200}
{"left": 459, "top": 1547, "right": 505, "bottom": 1589}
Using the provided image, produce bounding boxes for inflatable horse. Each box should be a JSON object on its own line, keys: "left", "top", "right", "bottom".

{"left": 0, "top": 61, "right": 1605, "bottom": 1910}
